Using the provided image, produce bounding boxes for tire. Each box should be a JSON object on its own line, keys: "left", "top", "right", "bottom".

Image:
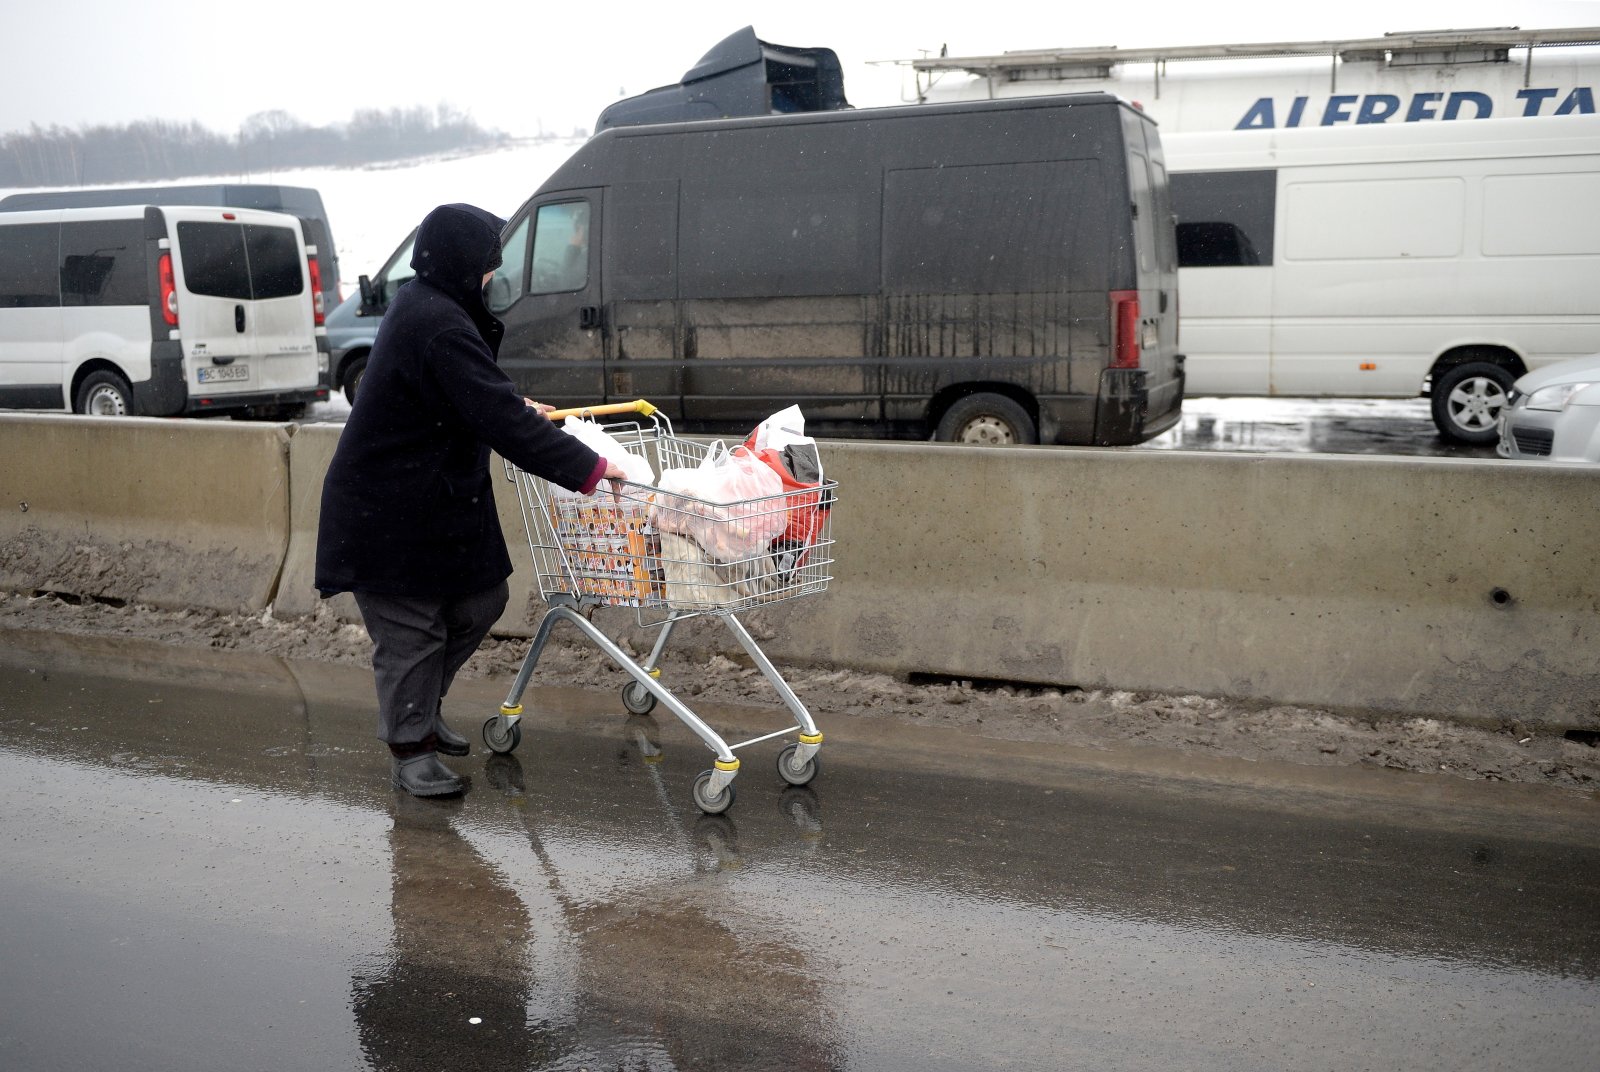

{"left": 935, "top": 392, "right": 1037, "bottom": 445}
{"left": 691, "top": 770, "right": 736, "bottom": 815}
{"left": 775, "top": 743, "right": 819, "bottom": 787}
{"left": 244, "top": 402, "right": 309, "bottom": 422}
{"left": 621, "top": 679, "right": 658, "bottom": 716}
{"left": 73, "top": 369, "right": 133, "bottom": 416}
{"left": 1431, "top": 362, "right": 1515, "bottom": 445}
{"left": 341, "top": 353, "right": 369, "bottom": 405}
{"left": 481, "top": 715, "right": 522, "bottom": 754}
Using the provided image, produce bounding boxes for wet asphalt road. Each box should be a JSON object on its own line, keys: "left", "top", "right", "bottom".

{"left": 2, "top": 628, "right": 1598, "bottom": 1072}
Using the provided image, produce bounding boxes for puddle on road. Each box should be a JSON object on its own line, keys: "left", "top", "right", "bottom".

{"left": 1138, "top": 398, "right": 1501, "bottom": 458}
{"left": 3, "top": 630, "right": 1598, "bottom": 1071}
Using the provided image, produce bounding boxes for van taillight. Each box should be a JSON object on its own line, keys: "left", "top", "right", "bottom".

{"left": 1110, "top": 290, "right": 1140, "bottom": 369}
{"left": 159, "top": 252, "right": 178, "bottom": 327}
{"left": 307, "top": 255, "right": 325, "bottom": 325}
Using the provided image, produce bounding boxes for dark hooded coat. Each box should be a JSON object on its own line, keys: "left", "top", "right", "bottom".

{"left": 315, "top": 203, "right": 606, "bottom": 598}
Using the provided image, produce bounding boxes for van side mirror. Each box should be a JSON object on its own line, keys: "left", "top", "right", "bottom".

{"left": 358, "top": 274, "right": 378, "bottom": 314}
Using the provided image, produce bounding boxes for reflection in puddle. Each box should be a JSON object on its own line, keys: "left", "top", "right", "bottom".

{"left": 1138, "top": 398, "right": 1499, "bottom": 458}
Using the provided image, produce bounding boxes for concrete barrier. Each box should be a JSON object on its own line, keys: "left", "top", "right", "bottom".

{"left": 0, "top": 414, "right": 290, "bottom": 613}
{"left": 4, "top": 414, "right": 1596, "bottom": 727}
{"left": 754, "top": 443, "right": 1600, "bottom": 729}
{"left": 275, "top": 423, "right": 355, "bottom": 621}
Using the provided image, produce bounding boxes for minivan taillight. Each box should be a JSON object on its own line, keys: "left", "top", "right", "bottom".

{"left": 1110, "top": 290, "right": 1140, "bottom": 369}
{"left": 307, "top": 255, "right": 325, "bottom": 325}
{"left": 159, "top": 252, "right": 178, "bottom": 327}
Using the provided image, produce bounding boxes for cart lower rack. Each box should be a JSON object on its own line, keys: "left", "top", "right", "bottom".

{"left": 482, "top": 400, "right": 837, "bottom": 814}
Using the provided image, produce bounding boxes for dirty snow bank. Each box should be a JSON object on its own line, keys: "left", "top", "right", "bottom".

{"left": 2, "top": 591, "right": 1595, "bottom": 792}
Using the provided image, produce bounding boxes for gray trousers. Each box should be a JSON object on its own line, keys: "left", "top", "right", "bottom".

{"left": 353, "top": 581, "right": 510, "bottom": 746}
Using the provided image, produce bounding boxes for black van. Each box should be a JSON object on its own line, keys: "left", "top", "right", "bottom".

{"left": 486, "top": 92, "right": 1181, "bottom": 446}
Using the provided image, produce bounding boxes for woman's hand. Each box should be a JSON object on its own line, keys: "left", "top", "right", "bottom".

{"left": 523, "top": 398, "right": 556, "bottom": 416}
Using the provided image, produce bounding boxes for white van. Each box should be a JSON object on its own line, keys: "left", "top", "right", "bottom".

{"left": 1165, "top": 115, "right": 1600, "bottom": 443}
{"left": 0, "top": 204, "right": 329, "bottom": 418}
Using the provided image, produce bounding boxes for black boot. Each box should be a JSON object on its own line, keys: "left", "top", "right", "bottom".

{"left": 391, "top": 752, "right": 465, "bottom": 797}
{"left": 434, "top": 717, "right": 470, "bottom": 758}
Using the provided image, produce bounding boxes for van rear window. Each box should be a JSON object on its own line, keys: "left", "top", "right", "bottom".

{"left": 177, "top": 221, "right": 303, "bottom": 300}
{"left": 0, "top": 223, "right": 59, "bottom": 308}
{"left": 244, "top": 224, "right": 304, "bottom": 299}
{"left": 61, "top": 219, "right": 147, "bottom": 306}
{"left": 178, "top": 221, "right": 252, "bottom": 300}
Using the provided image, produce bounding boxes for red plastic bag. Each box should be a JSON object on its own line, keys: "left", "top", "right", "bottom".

{"left": 742, "top": 437, "right": 825, "bottom": 547}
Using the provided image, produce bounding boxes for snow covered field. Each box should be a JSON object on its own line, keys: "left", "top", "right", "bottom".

{"left": 0, "top": 138, "right": 588, "bottom": 300}
{"left": 242, "top": 139, "right": 588, "bottom": 293}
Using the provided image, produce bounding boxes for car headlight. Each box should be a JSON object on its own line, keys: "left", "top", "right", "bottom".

{"left": 1525, "top": 381, "right": 1597, "bottom": 411}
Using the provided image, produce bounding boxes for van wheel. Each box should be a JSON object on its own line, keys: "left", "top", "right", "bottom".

{"left": 936, "top": 393, "right": 1036, "bottom": 445}
{"left": 1432, "top": 362, "right": 1514, "bottom": 445}
{"left": 341, "top": 354, "right": 368, "bottom": 405}
{"left": 74, "top": 370, "right": 133, "bottom": 416}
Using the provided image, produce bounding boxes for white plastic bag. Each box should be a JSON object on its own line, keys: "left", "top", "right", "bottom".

{"left": 652, "top": 442, "right": 784, "bottom": 561}
{"left": 748, "top": 404, "right": 822, "bottom": 483}
{"left": 556, "top": 417, "right": 655, "bottom": 495}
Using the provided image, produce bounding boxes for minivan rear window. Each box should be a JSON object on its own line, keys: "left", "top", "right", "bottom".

{"left": 0, "top": 223, "right": 59, "bottom": 308}
{"left": 177, "top": 220, "right": 303, "bottom": 300}
{"left": 244, "top": 224, "right": 304, "bottom": 299}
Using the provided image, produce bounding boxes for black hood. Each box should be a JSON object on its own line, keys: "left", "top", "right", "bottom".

{"left": 410, "top": 203, "right": 507, "bottom": 303}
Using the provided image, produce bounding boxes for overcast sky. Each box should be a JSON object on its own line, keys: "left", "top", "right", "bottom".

{"left": 3, "top": 0, "right": 1597, "bottom": 139}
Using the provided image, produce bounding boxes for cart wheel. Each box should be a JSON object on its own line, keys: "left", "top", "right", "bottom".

{"left": 775, "top": 743, "right": 819, "bottom": 787}
{"left": 621, "top": 679, "right": 658, "bottom": 716}
{"left": 691, "top": 769, "right": 736, "bottom": 815}
{"left": 482, "top": 716, "right": 522, "bottom": 755}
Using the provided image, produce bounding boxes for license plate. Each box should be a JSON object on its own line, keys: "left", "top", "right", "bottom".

{"left": 197, "top": 364, "right": 249, "bottom": 384}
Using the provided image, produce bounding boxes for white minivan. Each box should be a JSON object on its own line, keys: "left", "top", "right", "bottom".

{"left": 0, "top": 204, "right": 329, "bottom": 418}
{"left": 1166, "top": 115, "right": 1600, "bottom": 443}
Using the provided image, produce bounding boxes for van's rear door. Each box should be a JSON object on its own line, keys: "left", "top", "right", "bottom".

{"left": 239, "top": 215, "right": 317, "bottom": 393}
{"left": 170, "top": 211, "right": 258, "bottom": 391}
{"left": 1123, "top": 109, "right": 1184, "bottom": 432}
{"left": 169, "top": 209, "right": 316, "bottom": 402}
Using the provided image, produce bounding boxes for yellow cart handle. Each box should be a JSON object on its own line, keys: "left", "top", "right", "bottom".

{"left": 544, "top": 399, "right": 657, "bottom": 421}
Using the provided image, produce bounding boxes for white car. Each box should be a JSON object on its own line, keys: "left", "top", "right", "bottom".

{"left": 1498, "top": 353, "right": 1600, "bottom": 463}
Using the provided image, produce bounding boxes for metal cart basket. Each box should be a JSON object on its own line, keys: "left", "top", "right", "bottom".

{"left": 482, "top": 400, "right": 836, "bottom": 814}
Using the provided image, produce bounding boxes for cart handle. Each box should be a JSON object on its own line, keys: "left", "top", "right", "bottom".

{"left": 545, "top": 399, "right": 657, "bottom": 421}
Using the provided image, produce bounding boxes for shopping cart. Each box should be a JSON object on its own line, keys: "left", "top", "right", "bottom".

{"left": 482, "top": 400, "right": 837, "bottom": 814}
